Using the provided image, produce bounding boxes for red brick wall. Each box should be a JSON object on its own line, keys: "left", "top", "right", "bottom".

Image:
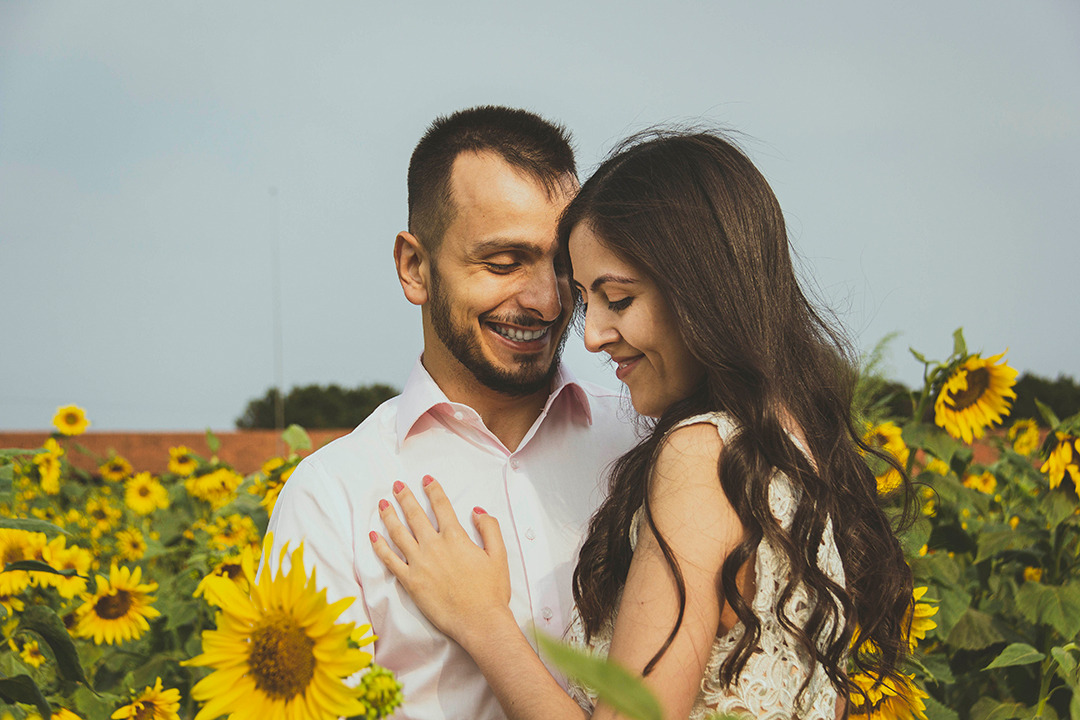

{"left": 0, "top": 429, "right": 351, "bottom": 475}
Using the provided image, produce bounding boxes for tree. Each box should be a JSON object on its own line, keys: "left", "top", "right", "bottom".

{"left": 236, "top": 383, "right": 398, "bottom": 429}
{"left": 1010, "top": 372, "right": 1080, "bottom": 425}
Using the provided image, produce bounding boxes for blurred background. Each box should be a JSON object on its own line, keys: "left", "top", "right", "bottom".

{"left": 2, "top": 1, "right": 1078, "bottom": 431}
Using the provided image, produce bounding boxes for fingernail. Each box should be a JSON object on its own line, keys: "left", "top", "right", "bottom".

{"left": 379, "top": 499, "right": 389, "bottom": 511}
{"left": 393, "top": 480, "right": 405, "bottom": 494}
{"left": 422, "top": 475, "right": 434, "bottom": 487}
{"left": 473, "top": 506, "right": 487, "bottom": 515}
{"left": 369, "top": 531, "right": 378, "bottom": 543}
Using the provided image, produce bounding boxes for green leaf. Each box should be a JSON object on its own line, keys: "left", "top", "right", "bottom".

{"left": 900, "top": 517, "right": 932, "bottom": 557}
{"left": 1035, "top": 399, "right": 1062, "bottom": 429}
{"left": 3, "top": 560, "right": 83, "bottom": 578}
{"left": 946, "top": 608, "right": 1005, "bottom": 650}
{"left": 0, "top": 518, "right": 67, "bottom": 535}
{"left": 924, "top": 693, "right": 961, "bottom": 720}
{"left": 976, "top": 529, "right": 1036, "bottom": 564}
{"left": 1044, "top": 490, "right": 1076, "bottom": 529}
{"left": 0, "top": 465, "right": 11, "bottom": 496}
{"left": 0, "top": 448, "right": 38, "bottom": 457}
{"left": 0, "top": 675, "right": 51, "bottom": 720}
{"left": 1070, "top": 689, "right": 1080, "bottom": 720}
{"left": 282, "top": 424, "right": 311, "bottom": 453}
{"left": 910, "top": 347, "right": 929, "bottom": 364}
{"left": 537, "top": 633, "right": 662, "bottom": 720}
{"left": 916, "top": 652, "right": 956, "bottom": 684}
{"left": 970, "top": 697, "right": 1029, "bottom": 720}
{"left": 17, "top": 604, "right": 91, "bottom": 687}
{"left": 984, "top": 642, "right": 1045, "bottom": 669}
{"left": 1052, "top": 646, "right": 1080, "bottom": 688}
{"left": 205, "top": 428, "right": 221, "bottom": 454}
{"left": 1016, "top": 582, "right": 1080, "bottom": 640}
{"left": 952, "top": 328, "right": 968, "bottom": 359}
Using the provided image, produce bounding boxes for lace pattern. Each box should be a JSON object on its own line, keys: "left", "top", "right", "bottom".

{"left": 566, "top": 413, "right": 846, "bottom": 720}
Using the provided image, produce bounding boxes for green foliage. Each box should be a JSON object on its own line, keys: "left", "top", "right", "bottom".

{"left": 1012, "top": 373, "right": 1080, "bottom": 428}
{"left": 236, "top": 383, "right": 398, "bottom": 430}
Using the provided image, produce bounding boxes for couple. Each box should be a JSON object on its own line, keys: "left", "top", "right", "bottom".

{"left": 267, "top": 106, "right": 914, "bottom": 719}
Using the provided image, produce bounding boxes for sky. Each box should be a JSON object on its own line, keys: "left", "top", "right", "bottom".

{"left": 1, "top": 1, "right": 1078, "bottom": 431}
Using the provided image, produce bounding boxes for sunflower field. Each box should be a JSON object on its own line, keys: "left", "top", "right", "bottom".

{"left": 0, "top": 416, "right": 402, "bottom": 720}
{"left": 2, "top": 327, "right": 1079, "bottom": 720}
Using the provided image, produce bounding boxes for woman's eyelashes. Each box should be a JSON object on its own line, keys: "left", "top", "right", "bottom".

{"left": 607, "top": 296, "right": 633, "bottom": 312}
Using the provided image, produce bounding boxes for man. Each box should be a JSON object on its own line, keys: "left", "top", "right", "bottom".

{"left": 267, "top": 106, "right": 638, "bottom": 719}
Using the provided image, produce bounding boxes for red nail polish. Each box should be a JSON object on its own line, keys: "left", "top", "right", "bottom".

{"left": 369, "top": 531, "right": 378, "bottom": 543}
{"left": 393, "top": 480, "right": 405, "bottom": 494}
{"left": 473, "top": 506, "right": 487, "bottom": 515}
{"left": 379, "top": 499, "right": 389, "bottom": 511}
{"left": 422, "top": 475, "right": 434, "bottom": 487}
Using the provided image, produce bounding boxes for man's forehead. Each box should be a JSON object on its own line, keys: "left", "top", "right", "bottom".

{"left": 448, "top": 150, "right": 573, "bottom": 209}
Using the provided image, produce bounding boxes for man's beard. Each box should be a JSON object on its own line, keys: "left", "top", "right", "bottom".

{"left": 428, "top": 265, "right": 566, "bottom": 397}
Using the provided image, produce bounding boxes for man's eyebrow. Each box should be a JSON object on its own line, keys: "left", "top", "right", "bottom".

{"left": 588, "top": 274, "right": 638, "bottom": 292}
{"left": 469, "top": 239, "right": 547, "bottom": 257}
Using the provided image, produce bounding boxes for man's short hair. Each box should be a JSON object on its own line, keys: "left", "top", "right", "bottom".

{"left": 407, "top": 106, "right": 576, "bottom": 252}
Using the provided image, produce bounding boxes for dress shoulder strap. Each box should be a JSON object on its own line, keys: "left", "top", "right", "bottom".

{"left": 670, "top": 411, "right": 738, "bottom": 444}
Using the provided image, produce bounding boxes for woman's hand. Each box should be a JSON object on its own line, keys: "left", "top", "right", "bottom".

{"left": 370, "top": 476, "right": 512, "bottom": 646}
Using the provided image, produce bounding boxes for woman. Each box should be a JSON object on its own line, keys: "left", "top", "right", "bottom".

{"left": 371, "top": 130, "right": 914, "bottom": 719}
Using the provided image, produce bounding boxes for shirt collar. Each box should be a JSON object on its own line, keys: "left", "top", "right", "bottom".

{"left": 395, "top": 356, "right": 594, "bottom": 449}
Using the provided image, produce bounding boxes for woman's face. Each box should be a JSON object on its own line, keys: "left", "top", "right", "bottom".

{"left": 568, "top": 223, "right": 705, "bottom": 418}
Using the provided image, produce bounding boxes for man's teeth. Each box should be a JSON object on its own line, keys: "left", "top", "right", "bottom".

{"left": 493, "top": 325, "right": 547, "bottom": 342}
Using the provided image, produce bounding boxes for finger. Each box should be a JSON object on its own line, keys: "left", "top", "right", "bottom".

{"left": 472, "top": 507, "right": 507, "bottom": 565}
{"left": 369, "top": 530, "right": 410, "bottom": 582}
{"left": 421, "top": 475, "right": 466, "bottom": 537}
{"left": 393, "top": 480, "right": 438, "bottom": 539}
{"left": 378, "top": 497, "right": 419, "bottom": 557}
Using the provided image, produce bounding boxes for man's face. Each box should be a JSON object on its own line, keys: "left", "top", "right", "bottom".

{"left": 423, "top": 150, "right": 574, "bottom": 397}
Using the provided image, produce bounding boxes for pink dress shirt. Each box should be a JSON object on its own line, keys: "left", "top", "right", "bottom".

{"left": 265, "top": 358, "right": 639, "bottom": 720}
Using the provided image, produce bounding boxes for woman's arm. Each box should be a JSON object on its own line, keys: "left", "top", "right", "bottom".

{"left": 372, "top": 421, "right": 741, "bottom": 720}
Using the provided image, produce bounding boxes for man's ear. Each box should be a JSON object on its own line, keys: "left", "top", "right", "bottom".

{"left": 394, "top": 231, "right": 429, "bottom": 306}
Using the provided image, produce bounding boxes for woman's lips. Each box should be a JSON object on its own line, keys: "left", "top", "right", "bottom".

{"left": 613, "top": 355, "right": 643, "bottom": 381}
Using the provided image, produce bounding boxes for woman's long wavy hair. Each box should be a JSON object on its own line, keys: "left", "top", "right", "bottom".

{"left": 565, "top": 130, "right": 915, "bottom": 710}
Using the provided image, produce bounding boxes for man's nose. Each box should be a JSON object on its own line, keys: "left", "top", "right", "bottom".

{"left": 517, "top": 264, "right": 564, "bottom": 322}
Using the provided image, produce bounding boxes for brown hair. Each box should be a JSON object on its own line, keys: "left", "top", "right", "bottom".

{"left": 564, "top": 129, "right": 915, "bottom": 711}
{"left": 407, "top": 105, "right": 576, "bottom": 251}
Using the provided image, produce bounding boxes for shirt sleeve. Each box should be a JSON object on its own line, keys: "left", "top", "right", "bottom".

{"left": 263, "top": 456, "right": 374, "bottom": 640}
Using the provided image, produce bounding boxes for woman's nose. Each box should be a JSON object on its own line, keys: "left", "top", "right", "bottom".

{"left": 582, "top": 305, "right": 618, "bottom": 353}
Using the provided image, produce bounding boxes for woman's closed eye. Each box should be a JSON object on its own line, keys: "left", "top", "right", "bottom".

{"left": 608, "top": 296, "right": 633, "bottom": 312}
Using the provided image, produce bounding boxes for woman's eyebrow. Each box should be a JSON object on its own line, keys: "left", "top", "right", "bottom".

{"left": 588, "top": 274, "right": 638, "bottom": 292}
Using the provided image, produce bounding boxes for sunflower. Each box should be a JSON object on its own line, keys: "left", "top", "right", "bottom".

{"left": 0, "top": 593, "right": 25, "bottom": 615}
{"left": 194, "top": 545, "right": 258, "bottom": 599}
{"left": 33, "top": 451, "right": 62, "bottom": 495}
{"left": 185, "top": 467, "right": 243, "bottom": 509}
{"left": 356, "top": 665, "right": 404, "bottom": 720}
{"left": 75, "top": 563, "right": 160, "bottom": 645}
{"left": 934, "top": 352, "right": 1018, "bottom": 444}
{"left": 40, "top": 536, "right": 92, "bottom": 599}
{"left": 205, "top": 514, "right": 260, "bottom": 553}
{"left": 906, "top": 586, "right": 938, "bottom": 651}
{"left": 53, "top": 405, "right": 90, "bottom": 436}
{"left": 0, "top": 528, "right": 48, "bottom": 596}
{"left": 1041, "top": 433, "right": 1080, "bottom": 490}
{"left": 862, "top": 421, "right": 910, "bottom": 495}
{"left": 114, "top": 528, "right": 147, "bottom": 562}
{"left": 83, "top": 497, "right": 123, "bottom": 539}
{"left": 168, "top": 446, "right": 198, "bottom": 477}
{"left": 182, "top": 535, "right": 372, "bottom": 720}
{"left": 849, "top": 671, "right": 929, "bottom": 720}
{"left": 1008, "top": 419, "right": 1041, "bottom": 456}
{"left": 111, "top": 677, "right": 182, "bottom": 720}
{"left": 922, "top": 457, "right": 950, "bottom": 476}
{"left": 962, "top": 471, "right": 997, "bottom": 495}
{"left": 125, "top": 472, "right": 169, "bottom": 516}
{"left": 100, "top": 456, "right": 134, "bottom": 482}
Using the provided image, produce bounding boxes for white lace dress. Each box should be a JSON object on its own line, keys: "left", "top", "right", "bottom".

{"left": 566, "top": 413, "right": 846, "bottom": 720}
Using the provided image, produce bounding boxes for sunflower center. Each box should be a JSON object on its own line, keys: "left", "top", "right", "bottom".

{"left": 138, "top": 486, "right": 150, "bottom": 497}
{"left": 248, "top": 612, "right": 315, "bottom": 700}
{"left": 132, "top": 702, "right": 155, "bottom": 720}
{"left": 946, "top": 367, "right": 990, "bottom": 411}
{"left": 221, "top": 563, "right": 243, "bottom": 580}
{"left": 2, "top": 546, "right": 25, "bottom": 564}
{"left": 95, "top": 589, "right": 133, "bottom": 619}
{"left": 65, "top": 412, "right": 79, "bottom": 425}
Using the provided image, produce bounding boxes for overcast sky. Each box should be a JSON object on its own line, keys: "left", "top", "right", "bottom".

{"left": 2, "top": 1, "right": 1078, "bottom": 431}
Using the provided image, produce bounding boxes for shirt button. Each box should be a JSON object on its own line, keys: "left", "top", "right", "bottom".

{"left": 525, "top": 528, "right": 536, "bottom": 540}
{"left": 541, "top": 607, "right": 553, "bottom": 620}
{"left": 453, "top": 411, "right": 464, "bottom": 421}
{"left": 510, "top": 459, "right": 520, "bottom": 470}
